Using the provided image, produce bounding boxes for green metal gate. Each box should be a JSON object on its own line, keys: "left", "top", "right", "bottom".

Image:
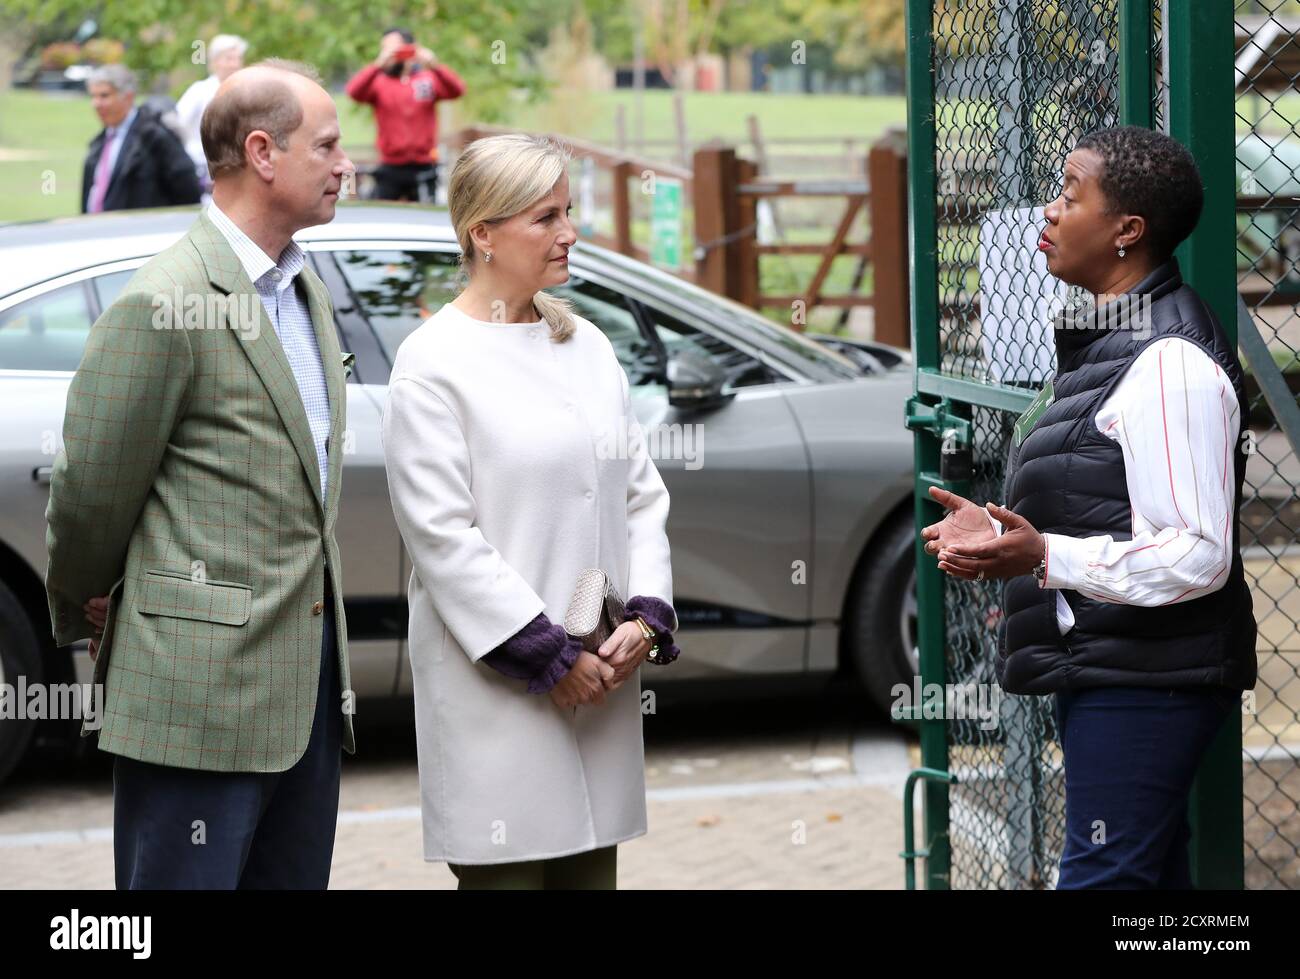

{"left": 901, "top": 0, "right": 1300, "bottom": 889}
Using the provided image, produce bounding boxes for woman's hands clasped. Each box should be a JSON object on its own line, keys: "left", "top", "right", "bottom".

{"left": 549, "top": 651, "right": 613, "bottom": 709}
{"left": 547, "top": 622, "right": 652, "bottom": 710}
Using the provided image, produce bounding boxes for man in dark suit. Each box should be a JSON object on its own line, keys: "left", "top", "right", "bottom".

{"left": 81, "top": 64, "right": 201, "bottom": 213}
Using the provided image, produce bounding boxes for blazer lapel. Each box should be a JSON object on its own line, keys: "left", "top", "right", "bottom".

{"left": 190, "top": 211, "right": 326, "bottom": 515}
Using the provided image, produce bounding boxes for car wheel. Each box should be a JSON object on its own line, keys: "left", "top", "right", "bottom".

{"left": 847, "top": 513, "right": 920, "bottom": 718}
{"left": 0, "top": 578, "right": 42, "bottom": 785}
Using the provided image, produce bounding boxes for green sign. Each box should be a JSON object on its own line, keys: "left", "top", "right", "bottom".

{"left": 650, "top": 177, "right": 683, "bottom": 271}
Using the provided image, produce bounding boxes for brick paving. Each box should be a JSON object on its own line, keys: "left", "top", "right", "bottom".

{"left": 0, "top": 694, "right": 916, "bottom": 890}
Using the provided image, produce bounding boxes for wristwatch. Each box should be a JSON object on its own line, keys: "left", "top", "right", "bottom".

{"left": 633, "top": 616, "right": 660, "bottom": 660}
{"left": 1032, "top": 542, "right": 1047, "bottom": 585}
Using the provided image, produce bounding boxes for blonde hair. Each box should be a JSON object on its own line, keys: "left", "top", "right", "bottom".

{"left": 448, "top": 132, "right": 577, "bottom": 342}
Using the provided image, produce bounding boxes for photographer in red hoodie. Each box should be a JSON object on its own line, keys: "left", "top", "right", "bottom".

{"left": 347, "top": 27, "right": 466, "bottom": 202}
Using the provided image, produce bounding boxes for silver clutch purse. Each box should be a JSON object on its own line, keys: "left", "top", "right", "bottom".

{"left": 563, "top": 569, "right": 626, "bottom": 652}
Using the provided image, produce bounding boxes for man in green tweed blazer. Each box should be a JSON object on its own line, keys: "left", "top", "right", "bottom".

{"left": 45, "top": 61, "right": 357, "bottom": 889}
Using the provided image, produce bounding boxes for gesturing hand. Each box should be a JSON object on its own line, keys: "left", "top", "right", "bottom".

{"left": 922, "top": 486, "right": 996, "bottom": 559}
{"left": 939, "top": 503, "right": 1045, "bottom": 582}
{"left": 549, "top": 651, "right": 614, "bottom": 710}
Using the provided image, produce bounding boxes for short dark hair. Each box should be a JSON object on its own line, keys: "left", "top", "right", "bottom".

{"left": 383, "top": 26, "right": 414, "bottom": 43}
{"left": 1073, "top": 126, "right": 1203, "bottom": 261}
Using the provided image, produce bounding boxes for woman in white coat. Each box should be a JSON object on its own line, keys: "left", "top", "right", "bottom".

{"left": 381, "top": 132, "right": 681, "bottom": 889}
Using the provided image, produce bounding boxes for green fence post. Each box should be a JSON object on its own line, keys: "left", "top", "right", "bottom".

{"left": 1167, "top": 0, "right": 1246, "bottom": 891}
{"left": 1118, "top": 0, "right": 1154, "bottom": 128}
{"left": 903, "top": 0, "right": 950, "bottom": 890}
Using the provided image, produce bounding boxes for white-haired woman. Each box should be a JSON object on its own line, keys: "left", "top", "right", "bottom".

{"left": 380, "top": 133, "right": 680, "bottom": 890}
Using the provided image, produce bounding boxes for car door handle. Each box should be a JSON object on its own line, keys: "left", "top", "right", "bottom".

{"left": 33, "top": 466, "right": 52, "bottom": 485}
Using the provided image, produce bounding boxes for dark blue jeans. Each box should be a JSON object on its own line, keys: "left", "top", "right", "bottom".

{"left": 1053, "top": 684, "right": 1239, "bottom": 890}
{"left": 113, "top": 592, "right": 342, "bottom": 889}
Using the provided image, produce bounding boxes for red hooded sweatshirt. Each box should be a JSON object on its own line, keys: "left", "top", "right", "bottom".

{"left": 346, "top": 62, "right": 466, "bottom": 165}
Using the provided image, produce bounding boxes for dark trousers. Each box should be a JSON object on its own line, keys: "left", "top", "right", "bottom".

{"left": 370, "top": 162, "right": 438, "bottom": 203}
{"left": 449, "top": 845, "right": 618, "bottom": 890}
{"left": 112, "top": 592, "right": 342, "bottom": 889}
{"left": 1054, "top": 685, "right": 1238, "bottom": 890}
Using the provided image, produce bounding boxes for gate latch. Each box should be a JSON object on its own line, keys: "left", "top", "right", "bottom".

{"left": 905, "top": 396, "right": 973, "bottom": 482}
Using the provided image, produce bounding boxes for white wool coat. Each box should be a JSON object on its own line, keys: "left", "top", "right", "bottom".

{"left": 381, "top": 300, "right": 676, "bottom": 865}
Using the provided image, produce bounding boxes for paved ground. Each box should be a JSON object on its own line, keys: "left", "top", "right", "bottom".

{"left": 0, "top": 683, "right": 918, "bottom": 890}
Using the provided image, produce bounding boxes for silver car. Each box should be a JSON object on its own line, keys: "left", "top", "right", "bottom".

{"left": 0, "top": 204, "right": 916, "bottom": 783}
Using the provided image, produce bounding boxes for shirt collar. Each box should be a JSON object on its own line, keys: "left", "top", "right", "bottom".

{"left": 105, "top": 105, "right": 139, "bottom": 142}
{"left": 107, "top": 106, "right": 138, "bottom": 140}
{"left": 205, "top": 201, "right": 306, "bottom": 292}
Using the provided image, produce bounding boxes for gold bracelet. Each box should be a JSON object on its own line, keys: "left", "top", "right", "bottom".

{"left": 634, "top": 616, "right": 659, "bottom": 659}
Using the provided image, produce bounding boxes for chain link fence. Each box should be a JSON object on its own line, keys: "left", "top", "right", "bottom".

{"left": 1235, "top": 0, "right": 1300, "bottom": 891}
{"left": 920, "top": 0, "right": 1300, "bottom": 888}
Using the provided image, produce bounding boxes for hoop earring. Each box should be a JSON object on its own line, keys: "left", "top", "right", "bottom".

{"left": 1117, "top": 245, "right": 1126, "bottom": 258}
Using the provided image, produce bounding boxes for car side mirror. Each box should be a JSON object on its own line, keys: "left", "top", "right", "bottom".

{"left": 666, "top": 349, "right": 736, "bottom": 411}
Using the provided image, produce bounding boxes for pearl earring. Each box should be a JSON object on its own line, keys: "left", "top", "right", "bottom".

{"left": 1117, "top": 245, "right": 1126, "bottom": 258}
{"left": 484, "top": 252, "right": 493, "bottom": 263}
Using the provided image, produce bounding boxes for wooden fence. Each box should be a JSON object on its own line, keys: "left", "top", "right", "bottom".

{"left": 450, "top": 125, "right": 911, "bottom": 348}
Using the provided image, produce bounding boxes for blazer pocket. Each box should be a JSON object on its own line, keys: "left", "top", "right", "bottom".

{"left": 138, "top": 569, "right": 253, "bottom": 626}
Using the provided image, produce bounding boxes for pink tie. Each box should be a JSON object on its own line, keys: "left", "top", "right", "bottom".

{"left": 89, "top": 128, "right": 118, "bottom": 213}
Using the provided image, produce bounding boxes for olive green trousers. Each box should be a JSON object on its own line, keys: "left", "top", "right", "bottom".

{"left": 448, "top": 844, "right": 617, "bottom": 890}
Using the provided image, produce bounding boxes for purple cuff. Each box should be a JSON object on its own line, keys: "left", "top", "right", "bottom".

{"left": 624, "top": 595, "right": 681, "bottom": 665}
{"left": 480, "top": 613, "right": 583, "bottom": 694}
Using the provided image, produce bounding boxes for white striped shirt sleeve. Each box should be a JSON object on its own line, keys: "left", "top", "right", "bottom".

{"left": 1041, "top": 336, "right": 1241, "bottom": 606}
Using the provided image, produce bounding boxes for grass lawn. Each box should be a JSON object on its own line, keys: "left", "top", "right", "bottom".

{"left": 0, "top": 86, "right": 905, "bottom": 223}
{"left": 508, "top": 88, "right": 907, "bottom": 150}
{"left": 0, "top": 87, "right": 899, "bottom": 330}
{"left": 0, "top": 91, "right": 104, "bottom": 222}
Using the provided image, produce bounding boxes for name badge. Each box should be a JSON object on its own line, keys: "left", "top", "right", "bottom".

{"left": 1013, "top": 378, "right": 1054, "bottom": 447}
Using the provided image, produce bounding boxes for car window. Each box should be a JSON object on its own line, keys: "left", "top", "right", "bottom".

{"left": 639, "top": 304, "right": 784, "bottom": 389}
{"left": 547, "top": 278, "right": 662, "bottom": 386}
{"left": 92, "top": 269, "right": 137, "bottom": 313}
{"left": 333, "top": 249, "right": 460, "bottom": 362}
{"left": 601, "top": 256, "right": 861, "bottom": 381}
{"left": 0, "top": 283, "right": 94, "bottom": 372}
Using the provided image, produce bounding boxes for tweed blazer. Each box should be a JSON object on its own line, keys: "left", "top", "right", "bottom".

{"left": 44, "top": 209, "right": 355, "bottom": 771}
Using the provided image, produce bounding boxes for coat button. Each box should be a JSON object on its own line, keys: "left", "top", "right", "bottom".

{"left": 312, "top": 601, "right": 324, "bottom": 615}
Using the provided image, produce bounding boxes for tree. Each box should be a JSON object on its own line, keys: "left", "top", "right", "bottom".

{"left": 0, "top": 0, "right": 547, "bottom": 120}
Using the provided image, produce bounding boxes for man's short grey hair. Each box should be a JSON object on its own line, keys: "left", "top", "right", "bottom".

{"left": 87, "top": 64, "right": 136, "bottom": 95}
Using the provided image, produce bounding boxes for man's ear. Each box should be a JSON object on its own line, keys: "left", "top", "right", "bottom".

{"left": 243, "top": 129, "right": 277, "bottom": 182}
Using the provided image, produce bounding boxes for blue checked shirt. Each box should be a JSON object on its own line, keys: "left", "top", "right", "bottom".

{"left": 207, "top": 203, "right": 331, "bottom": 503}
